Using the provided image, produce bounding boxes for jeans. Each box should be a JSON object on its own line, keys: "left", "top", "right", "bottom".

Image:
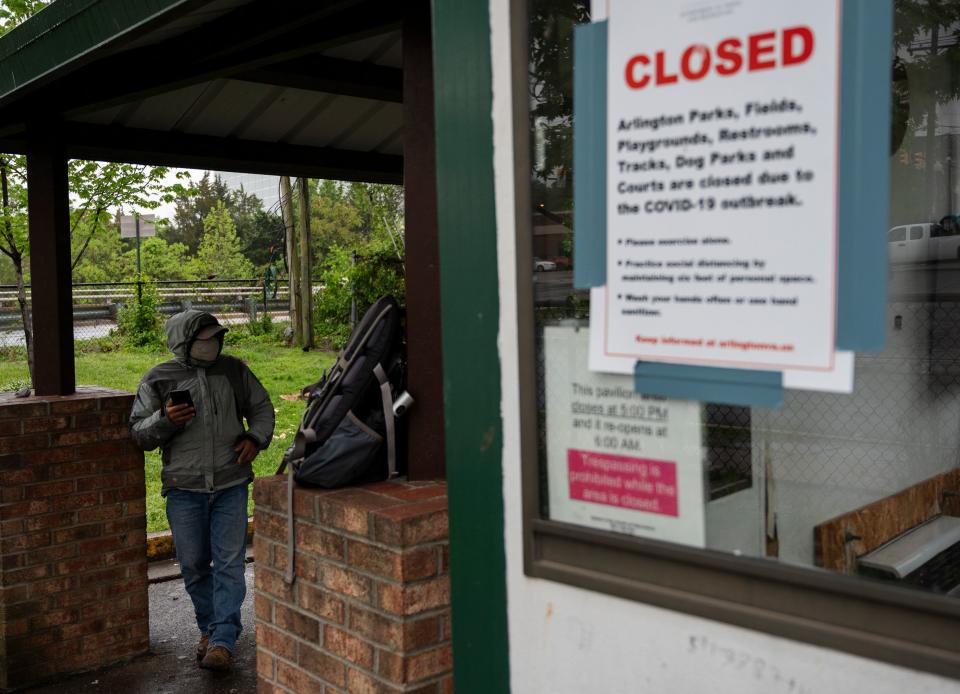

{"left": 166, "top": 484, "right": 248, "bottom": 652}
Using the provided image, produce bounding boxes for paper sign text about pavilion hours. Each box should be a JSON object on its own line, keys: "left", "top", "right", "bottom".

{"left": 545, "top": 327, "right": 705, "bottom": 547}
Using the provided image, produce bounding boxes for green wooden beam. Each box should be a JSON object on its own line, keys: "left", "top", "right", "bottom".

{"left": 433, "top": 0, "right": 510, "bottom": 691}
{"left": 0, "top": 0, "right": 201, "bottom": 104}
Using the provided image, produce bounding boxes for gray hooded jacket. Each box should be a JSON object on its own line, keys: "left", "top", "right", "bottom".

{"left": 129, "top": 310, "right": 276, "bottom": 495}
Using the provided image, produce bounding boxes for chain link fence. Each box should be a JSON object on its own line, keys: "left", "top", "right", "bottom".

{"left": 0, "top": 279, "right": 294, "bottom": 349}
{"left": 533, "top": 272, "right": 960, "bottom": 564}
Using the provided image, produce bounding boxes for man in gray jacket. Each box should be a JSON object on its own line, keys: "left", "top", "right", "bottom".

{"left": 130, "top": 310, "right": 275, "bottom": 671}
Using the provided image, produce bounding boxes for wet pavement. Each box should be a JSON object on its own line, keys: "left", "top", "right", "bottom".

{"left": 26, "top": 563, "right": 257, "bottom": 694}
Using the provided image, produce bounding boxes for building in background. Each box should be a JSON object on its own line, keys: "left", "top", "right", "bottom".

{"left": 216, "top": 171, "right": 281, "bottom": 211}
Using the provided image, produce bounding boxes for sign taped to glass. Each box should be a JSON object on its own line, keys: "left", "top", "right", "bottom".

{"left": 600, "top": 0, "right": 842, "bottom": 373}
{"left": 545, "top": 326, "right": 705, "bottom": 547}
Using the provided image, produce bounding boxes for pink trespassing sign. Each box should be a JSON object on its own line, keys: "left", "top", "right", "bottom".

{"left": 567, "top": 449, "right": 678, "bottom": 517}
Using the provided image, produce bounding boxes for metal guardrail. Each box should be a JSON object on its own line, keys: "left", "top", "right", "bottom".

{"left": 0, "top": 280, "right": 292, "bottom": 306}
{"left": 0, "top": 279, "right": 314, "bottom": 345}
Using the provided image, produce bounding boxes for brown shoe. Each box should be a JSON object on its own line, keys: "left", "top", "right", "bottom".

{"left": 200, "top": 645, "right": 232, "bottom": 671}
{"left": 196, "top": 634, "right": 210, "bottom": 662}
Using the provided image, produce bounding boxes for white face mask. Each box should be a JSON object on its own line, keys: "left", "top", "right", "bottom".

{"left": 189, "top": 336, "right": 221, "bottom": 364}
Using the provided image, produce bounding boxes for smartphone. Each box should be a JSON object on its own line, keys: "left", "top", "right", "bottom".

{"left": 168, "top": 389, "right": 195, "bottom": 408}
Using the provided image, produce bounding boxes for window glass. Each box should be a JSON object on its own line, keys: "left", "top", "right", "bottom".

{"left": 530, "top": 0, "right": 960, "bottom": 598}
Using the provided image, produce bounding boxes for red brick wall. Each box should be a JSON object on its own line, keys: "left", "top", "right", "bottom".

{"left": 254, "top": 476, "right": 452, "bottom": 694}
{"left": 0, "top": 388, "right": 148, "bottom": 689}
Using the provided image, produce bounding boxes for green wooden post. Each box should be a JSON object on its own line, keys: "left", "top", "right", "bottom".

{"left": 433, "top": 0, "right": 511, "bottom": 691}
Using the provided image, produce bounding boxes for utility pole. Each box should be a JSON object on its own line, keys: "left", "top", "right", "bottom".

{"left": 280, "top": 176, "right": 301, "bottom": 344}
{"left": 925, "top": 19, "right": 940, "bottom": 220}
{"left": 119, "top": 211, "right": 155, "bottom": 302}
{"left": 134, "top": 214, "right": 142, "bottom": 302}
{"left": 297, "top": 177, "right": 313, "bottom": 349}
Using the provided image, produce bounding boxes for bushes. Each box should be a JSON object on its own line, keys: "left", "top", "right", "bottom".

{"left": 116, "top": 275, "right": 165, "bottom": 349}
{"left": 224, "top": 314, "right": 285, "bottom": 346}
{"left": 75, "top": 334, "right": 125, "bottom": 354}
{"left": 0, "top": 378, "right": 29, "bottom": 392}
{"left": 313, "top": 245, "right": 405, "bottom": 348}
{"left": 0, "top": 344, "right": 27, "bottom": 363}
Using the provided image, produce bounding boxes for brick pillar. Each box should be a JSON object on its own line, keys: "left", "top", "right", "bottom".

{"left": 0, "top": 387, "right": 148, "bottom": 689}
{"left": 253, "top": 476, "right": 452, "bottom": 694}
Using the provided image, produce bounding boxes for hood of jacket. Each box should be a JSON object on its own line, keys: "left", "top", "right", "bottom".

{"left": 165, "top": 310, "right": 223, "bottom": 367}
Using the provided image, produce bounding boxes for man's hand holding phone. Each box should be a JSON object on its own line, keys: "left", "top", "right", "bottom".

{"left": 165, "top": 389, "right": 196, "bottom": 426}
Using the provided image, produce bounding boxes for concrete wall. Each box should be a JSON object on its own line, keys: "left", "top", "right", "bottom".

{"left": 488, "top": 2, "right": 960, "bottom": 691}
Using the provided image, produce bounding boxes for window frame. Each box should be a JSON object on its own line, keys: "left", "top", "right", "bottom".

{"left": 510, "top": 1, "right": 960, "bottom": 680}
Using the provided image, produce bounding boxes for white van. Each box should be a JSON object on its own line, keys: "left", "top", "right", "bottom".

{"left": 888, "top": 222, "right": 960, "bottom": 263}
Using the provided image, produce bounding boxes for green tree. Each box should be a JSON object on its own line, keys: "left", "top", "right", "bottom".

{"left": 309, "top": 180, "right": 404, "bottom": 277}
{"left": 117, "top": 275, "right": 164, "bottom": 349}
{"left": 165, "top": 172, "right": 281, "bottom": 268}
{"left": 193, "top": 201, "right": 254, "bottom": 279}
{"left": 0, "top": 254, "right": 15, "bottom": 284}
{"left": 165, "top": 173, "right": 233, "bottom": 253}
{"left": 238, "top": 207, "right": 284, "bottom": 269}
{"left": 72, "top": 215, "right": 124, "bottom": 283}
{"left": 312, "top": 185, "right": 405, "bottom": 347}
{"left": 311, "top": 179, "right": 363, "bottom": 259}
{"left": 70, "top": 162, "right": 187, "bottom": 271}
{"left": 161, "top": 171, "right": 284, "bottom": 268}
{"left": 0, "top": 154, "right": 181, "bottom": 380}
{"left": 120, "top": 236, "right": 196, "bottom": 282}
{"left": 0, "top": 156, "right": 31, "bottom": 372}
{"left": 0, "top": 0, "right": 50, "bottom": 28}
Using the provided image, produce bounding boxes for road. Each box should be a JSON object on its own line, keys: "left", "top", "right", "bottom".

{"left": 889, "top": 259, "right": 960, "bottom": 298}
{"left": 0, "top": 312, "right": 289, "bottom": 348}
{"left": 3, "top": 262, "right": 956, "bottom": 348}
{"left": 534, "top": 269, "right": 581, "bottom": 305}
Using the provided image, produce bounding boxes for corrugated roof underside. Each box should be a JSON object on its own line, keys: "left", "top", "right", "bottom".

{"left": 117, "top": 0, "right": 254, "bottom": 51}
{"left": 71, "top": 78, "right": 404, "bottom": 155}
{"left": 69, "top": 28, "right": 404, "bottom": 156}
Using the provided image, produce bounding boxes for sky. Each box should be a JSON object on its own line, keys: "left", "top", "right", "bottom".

{"left": 153, "top": 167, "right": 206, "bottom": 221}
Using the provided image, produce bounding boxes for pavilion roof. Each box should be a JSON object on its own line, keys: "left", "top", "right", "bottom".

{"left": 0, "top": 0, "right": 404, "bottom": 182}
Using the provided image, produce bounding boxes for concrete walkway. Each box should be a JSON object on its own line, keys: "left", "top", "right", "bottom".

{"left": 26, "top": 563, "right": 257, "bottom": 694}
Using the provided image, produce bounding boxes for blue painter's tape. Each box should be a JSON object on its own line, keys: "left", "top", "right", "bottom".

{"left": 836, "top": 0, "right": 892, "bottom": 352}
{"left": 635, "top": 362, "right": 784, "bottom": 409}
{"left": 573, "top": 20, "right": 607, "bottom": 289}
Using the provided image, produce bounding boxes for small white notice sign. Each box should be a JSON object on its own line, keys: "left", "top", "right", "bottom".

{"left": 119, "top": 214, "right": 156, "bottom": 239}
{"left": 545, "top": 326, "right": 705, "bottom": 547}
{"left": 603, "top": 0, "right": 841, "bottom": 372}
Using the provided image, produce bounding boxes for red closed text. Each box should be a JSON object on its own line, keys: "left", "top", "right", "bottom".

{"left": 624, "top": 26, "right": 814, "bottom": 89}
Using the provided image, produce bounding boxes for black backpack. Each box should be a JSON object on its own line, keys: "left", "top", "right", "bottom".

{"left": 277, "top": 295, "right": 411, "bottom": 584}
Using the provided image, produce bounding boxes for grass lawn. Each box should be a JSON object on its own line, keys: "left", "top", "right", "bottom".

{"left": 0, "top": 340, "right": 335, "bottom": 532}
